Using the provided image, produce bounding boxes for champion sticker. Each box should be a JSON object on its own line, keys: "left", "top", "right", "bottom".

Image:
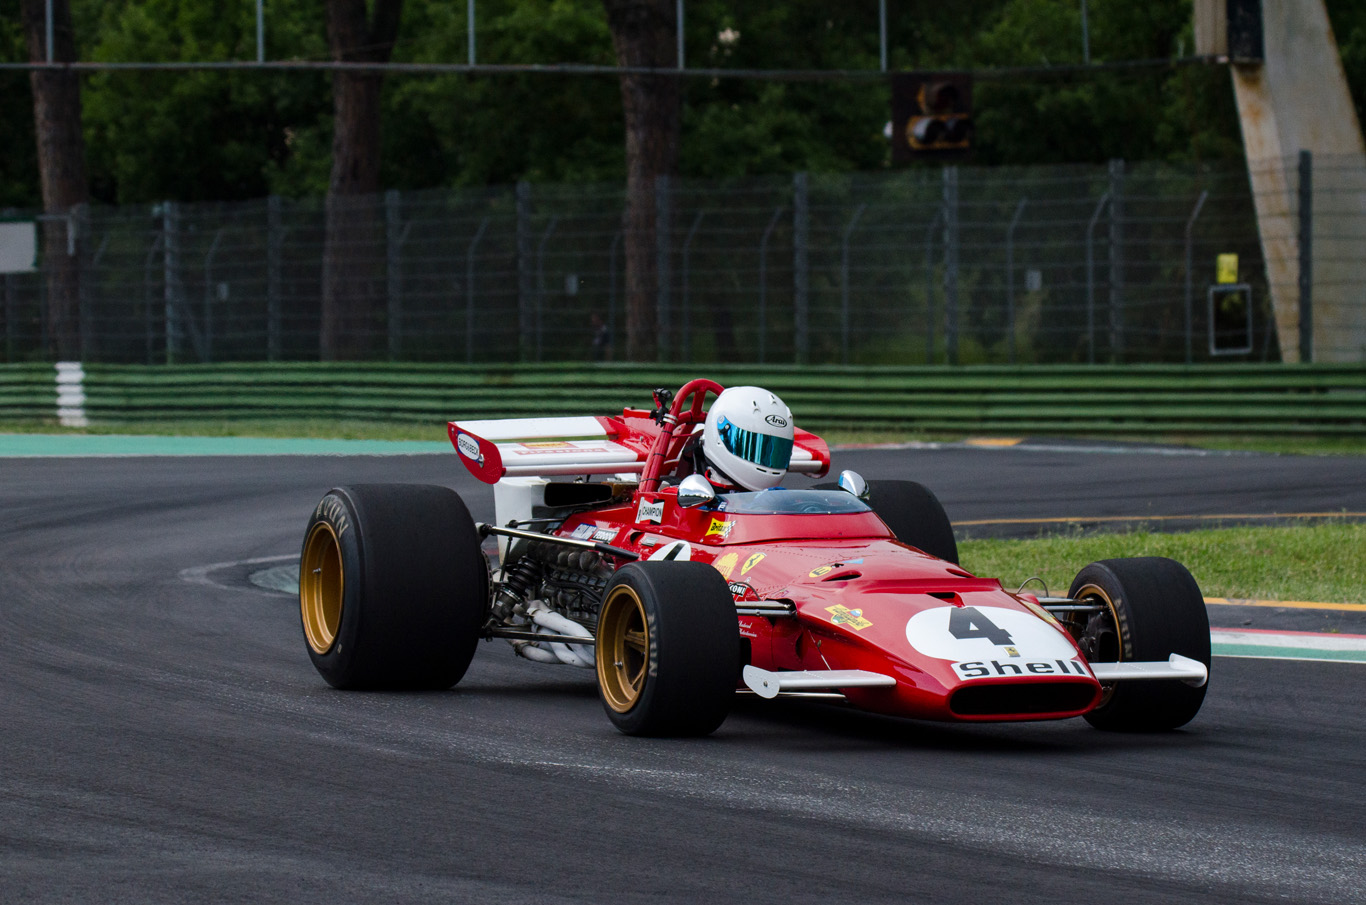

{"left": 647, "top": 540, "right": 691, "bottom": 562}
{"left": 712, "top": 552, "right": 739, "bottom": 578}
{"left": 636, "top": 498, "right": 665, "bottom": 525}
{"left": 455, "top": 433, "right": 482, "bottom": 463}
{"left": 826, "top": 605, "right": 873, "bottom": 631}
{"left": 740, "top": 553, "right": 766, "bottom": 575}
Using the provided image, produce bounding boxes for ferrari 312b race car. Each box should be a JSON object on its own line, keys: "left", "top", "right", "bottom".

{"left": 298, "top": 378, "right": 1211, "bottom": 737}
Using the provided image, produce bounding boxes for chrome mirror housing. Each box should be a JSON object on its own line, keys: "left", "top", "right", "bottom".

{"left": 837, "top": 470, "right": 870, "bottom": 501}
{"left": 677, "top": 474, "right": 717, "bottom": 509}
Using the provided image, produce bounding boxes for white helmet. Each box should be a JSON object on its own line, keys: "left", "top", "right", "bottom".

{"left": 702, "top": 386, "right": 794, "bottom": 491}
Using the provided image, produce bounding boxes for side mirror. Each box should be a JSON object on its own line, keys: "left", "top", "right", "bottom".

{"left": 677, "top": 474, "right": 717, "bottom": 509}
{"left": 837, "top": 470, "right": 870, "bottom": 501}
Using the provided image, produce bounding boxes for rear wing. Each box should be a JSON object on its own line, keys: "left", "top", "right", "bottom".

{"left": 447, "top": 412, "right": 830, "bottom": 485}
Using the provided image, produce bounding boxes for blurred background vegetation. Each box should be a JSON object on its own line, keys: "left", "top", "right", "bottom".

{"left": 0, "top": 0, "right": 1363, "bottom": 207}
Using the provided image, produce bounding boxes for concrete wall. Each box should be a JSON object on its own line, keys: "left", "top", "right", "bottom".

{"left": 1230, "top": 0, "right": 1366, "bottom": 362}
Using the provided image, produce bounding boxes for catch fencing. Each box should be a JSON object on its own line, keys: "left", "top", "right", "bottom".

{"left": 1, "top": 156, "right": 1360, "bottom": 365}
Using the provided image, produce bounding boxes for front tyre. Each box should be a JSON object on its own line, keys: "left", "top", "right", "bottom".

{"left": 867, "top": 480, "right": 959, "bottom": 565}
{"left": 596, "top": 561, "right": 739, "bottom": 737}
{"left": 1068, "top": 557, "right": 1211, "bottom": 731}
{"left": 300, "top": 484, "right": 488, "bottom": 690}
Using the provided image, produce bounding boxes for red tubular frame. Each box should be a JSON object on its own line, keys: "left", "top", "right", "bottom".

{"left": 639, "top": 379, "right": 724, "bottom": 493}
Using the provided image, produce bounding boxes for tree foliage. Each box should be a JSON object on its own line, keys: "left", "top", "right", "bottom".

{"left": 1, "top": 0, "right": 1363, "bottom": 208}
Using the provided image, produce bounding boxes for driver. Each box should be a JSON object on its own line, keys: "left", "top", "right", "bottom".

{"left": 686, "top": 385, "right": 795, "bottom": 491}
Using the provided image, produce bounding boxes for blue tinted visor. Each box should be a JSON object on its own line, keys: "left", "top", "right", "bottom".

{"left": 716, "top": 416, "right": 793, "bottom": 470}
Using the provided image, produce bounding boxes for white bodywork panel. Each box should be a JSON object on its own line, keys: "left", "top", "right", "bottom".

{"left": 1089, "top": 653, "right": 1209, "bottom": 687}
{"left": 742, "top": 665, "right": 897, "bottom": 699}
{"left": 453, "top": 416, "right": 826, "bottom": 481}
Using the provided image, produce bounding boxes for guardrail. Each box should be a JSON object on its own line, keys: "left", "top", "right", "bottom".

{"left": 3, "top": 362, "right": 1364, "bottom": 436}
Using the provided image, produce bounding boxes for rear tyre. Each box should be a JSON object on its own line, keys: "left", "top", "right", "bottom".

{"left": 596, "top": 561, "right": 739, "bottom": 737}
{"left": 1067, "top": 557, "right": 1211, "bottom": 731}
{"left": 864, "top": 480, "right": 959, "bottom": 564}
{"left": 299, "top": 484, "right": 488, "bottom": 690}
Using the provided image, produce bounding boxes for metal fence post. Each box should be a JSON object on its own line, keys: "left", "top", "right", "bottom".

{"left": 385, "top": 189, "right": 408, "bottom": 361}
{"left": 1005, "top": 198, "right": 1027, "bottom": 364}
{"left": 681, "top": 211, "right": 705, "bottom": 363}
{"left": 1298, "top": 149, "right": 1313, "bottom": 363}
{"left": 3, "top": 273, "right": 13, "bottom": 362}
{"left": 793, "top": 171, "right": 809, "bottom": 365}
{"left": 758, "top": 206, "right": 784, "bottom": 364}
{"left": 608, "top": 229, "right": 622, "bottom": 355}
{"left": 1085, "top": 192, "right": 1110, "bottom": 365}
{"left": 203, "top": 229, "right": 225, "bottom": 363}
{"left": 1183, "top": 190, "right": 1209, "bottom": 364}
{"left": 163, "top": 201, "right": 182, "bottom": 364}
{"left": 266, "top": 195, "right": 283, "bottom": 361}
{"left": 1108, "top": 159, "right": 1125, "bottom": 362}
{"left": 840, "top": 203, "right": 867, "bottom": 364}
{"left": 943, "top": 166, "right": 959, "bottom": 365}
{"left": 516, "top": 181, "right": 533, "bottom": 362}
{"left": 922, "top": 206, "right": 943, "bottom": 364}
{"left": 655, "top": 175, "right": 672, "bottom": 361}
{"left": 75, "top": 204, "right": 92, "bottom": 361}
{"left": 143, "top": 233, "right": 162, "bottom": 365}
{"left": 465, "top": 217, "right": 490, "bottom": 364}
{"left": 535, "top": 217, "right": 559, "bottom": 362}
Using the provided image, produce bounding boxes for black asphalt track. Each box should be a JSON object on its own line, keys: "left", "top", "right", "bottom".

{"left": 2, "top": 446, "right": 1365, "bottom": 903}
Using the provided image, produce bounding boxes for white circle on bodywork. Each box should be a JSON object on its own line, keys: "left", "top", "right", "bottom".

{"left": 905, "top": 605, "right": 1077, "bottom": 661}
{"left": 647, "top": 540, "right": 692, "bottom": 562}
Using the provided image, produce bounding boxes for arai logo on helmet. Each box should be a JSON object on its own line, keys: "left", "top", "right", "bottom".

{"left": 765, "top": 413, "right": 788, "bottom": 428}
{"left": 455, "top": 432, "right": 484, "bottom": 466}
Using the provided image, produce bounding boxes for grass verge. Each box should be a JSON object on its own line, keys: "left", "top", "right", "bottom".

{"left": 958, "top": 522, "right": 1366, "bottom": 604}
{"left": 2, "top": 418, "right": 1363, "bottom": 455}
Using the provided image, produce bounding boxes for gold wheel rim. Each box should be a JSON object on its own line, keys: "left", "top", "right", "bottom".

{"left": 300, "top": 521, "right": 344, "bottom": 655}
{"left": 1073, "top": 582, "right": 1121, "bottom": 705}
{"left": 597, "top": 585, "right": 650, "bottom": 714}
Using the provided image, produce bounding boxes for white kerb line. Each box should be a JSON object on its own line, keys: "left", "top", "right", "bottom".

{"left": 55, "top": 361, "right": 88, "bottom": 427}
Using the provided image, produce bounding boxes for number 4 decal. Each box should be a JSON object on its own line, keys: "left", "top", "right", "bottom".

{"left": 947, "top": 606, "right": 1015, "bottom": 646}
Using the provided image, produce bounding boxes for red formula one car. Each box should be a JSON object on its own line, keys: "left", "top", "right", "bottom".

{"left": 299, "top": 379, "right": 1211, "bottom": 736}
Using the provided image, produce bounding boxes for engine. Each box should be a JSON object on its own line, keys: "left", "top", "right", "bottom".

{"left": 491, "top": 540, "right": 614, "bottom": 668}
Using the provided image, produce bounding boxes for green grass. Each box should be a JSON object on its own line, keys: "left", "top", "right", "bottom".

{"left": 9, "top": 418, "right": 1360, "bottom": 456}
{"left": 0, "top": 418, "right": 446, "bottom": 442}
{"left": 958, "top": 522, "right": 1366, "bottom": 604}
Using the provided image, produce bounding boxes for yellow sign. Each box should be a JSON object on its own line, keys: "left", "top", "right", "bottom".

{"left": 740, "top": 553, "right": 766, "bottom": 575}
{"left": 809, "top": 565, "right": 835, "bottom": 578}
{"left": 1216, "top": 253, "right": 1238, "bottom": 284}
{"left": 826, "top": 605, "right": 873, "bottom": 631}
{"left": 705, "top": 518, "right": 733, "bottom": 540}
{"left": 712, "top": 552, "right": 739, "bottom": 578}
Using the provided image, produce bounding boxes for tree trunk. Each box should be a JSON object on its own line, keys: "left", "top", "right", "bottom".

{"left": 21, "top": 0, "right": 88, "bottom": 361}
{"left": 602, "top": 0, "right": 680, "bottom": 362}
{"left": 320, "top": 0, "right": 402, "bottom": 361}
